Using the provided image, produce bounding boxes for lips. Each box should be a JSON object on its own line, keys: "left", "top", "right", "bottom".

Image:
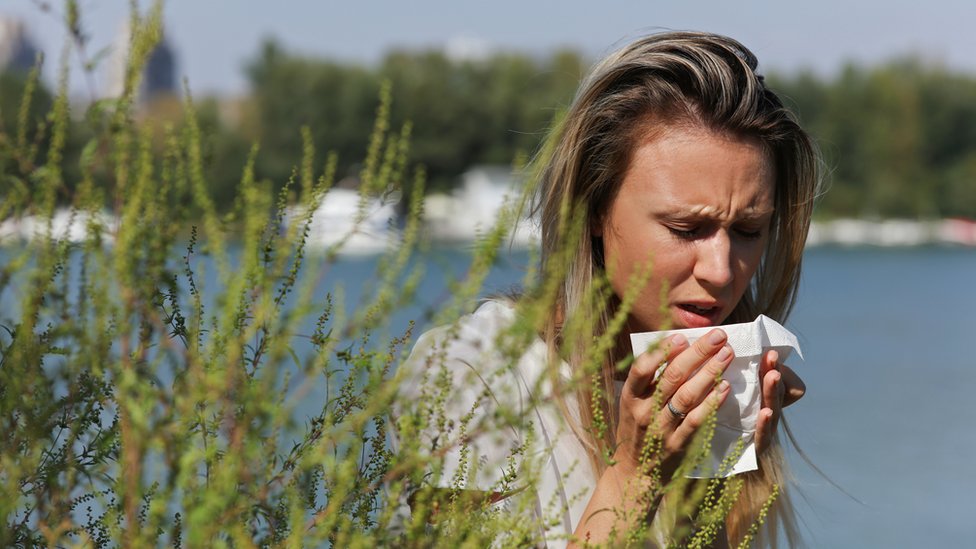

{"left": 674, "top": 302, "right": 723, "bottom": 328}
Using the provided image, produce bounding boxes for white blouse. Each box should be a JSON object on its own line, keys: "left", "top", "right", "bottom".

{"left": 392, "top": 300, "right": 603, "bottom": 547}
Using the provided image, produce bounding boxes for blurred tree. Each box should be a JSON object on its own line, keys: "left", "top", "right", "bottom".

{"left": 243, "top": 41, "right": 585, "bottom": 195}
{"left": 0, "top": 69, "right": 55, "bottom": 197}
{"left": 244, "top": 43, "right": 976, "bottom": 219}
{"left": 377, "top": 48, "right": 586, "bottom": 190}
{"left": 8, "top": 44, "right": 976, "bottom": 219}
{"left": 245, "top": 40, "right": 382, "bottom": 193}
{"left": 771, "top": 58, "right": 976, "bottom": 219}
{"left": 917, "top": 67, "right": 976, "bottom": 217}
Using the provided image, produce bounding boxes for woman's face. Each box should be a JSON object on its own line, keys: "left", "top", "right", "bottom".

{"left": 596, "top": 126, "right": 774, "bottom": 332}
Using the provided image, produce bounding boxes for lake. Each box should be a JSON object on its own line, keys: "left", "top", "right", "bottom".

{"left": 781, "top": 246, "right": 975, "bottom": 547}
{"left": 2, "top": 242, "right": 972, "bottom": 546}
{"left": 327, "top": 243, "right": 975, "bottom": 547}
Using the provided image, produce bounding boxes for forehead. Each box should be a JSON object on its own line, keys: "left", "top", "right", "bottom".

{"left": 615, "top": 126, "right": 775, "bottom": 218}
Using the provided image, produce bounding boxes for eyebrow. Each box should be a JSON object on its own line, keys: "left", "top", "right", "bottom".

{"left": 657, "top": 205, "right": 775, "bottom": 222}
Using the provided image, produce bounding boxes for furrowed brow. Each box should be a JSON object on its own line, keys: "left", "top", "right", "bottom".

{"left": 657, "top": 205, "right": 773, "bottom": 222}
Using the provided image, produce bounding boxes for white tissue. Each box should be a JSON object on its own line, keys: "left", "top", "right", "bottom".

{"left": 629, "top": 315, "right": 803, "bottom": 478}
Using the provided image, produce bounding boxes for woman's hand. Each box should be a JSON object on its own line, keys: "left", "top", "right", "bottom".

{"left": 572, "top": 329, "right": 734, "bottom": 546}
{"left": 754, "top": 349, "right": 806, "bottom": 453}
{"left": 613, "top": 328, "right": 734, "bottom": 481}
{"left": 572, "top": 331, "right": 806, "bottom": 546}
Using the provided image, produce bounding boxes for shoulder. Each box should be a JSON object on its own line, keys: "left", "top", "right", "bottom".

{"left": 393, "top": 299, "right": 547, "bottom": 490}
{"left": 397, "top": 298, "right": 536, "bottom": 410}
{"left": 427, "top": 299, "right": 518, "bottom": 342}
{"left": 408, "top": 299, "right": 518, "bottom": 363}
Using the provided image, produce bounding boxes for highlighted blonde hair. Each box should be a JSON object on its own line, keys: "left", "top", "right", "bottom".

{"left": 532, "top": 31, "right": 819, "bottom": 546}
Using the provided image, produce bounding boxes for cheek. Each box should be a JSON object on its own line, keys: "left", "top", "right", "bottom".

{"left": 604, "top": 232, "right": 653, "bottom": 296}
{"left": 732, "top": 243, "right": 767, "bottom": 287}
{"left": 605, "top": 232, "right": 690, "bottom": 304}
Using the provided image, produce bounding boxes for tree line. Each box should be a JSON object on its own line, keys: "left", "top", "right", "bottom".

{"left": 3, "top": 41, "right": 975, "bottom": 219}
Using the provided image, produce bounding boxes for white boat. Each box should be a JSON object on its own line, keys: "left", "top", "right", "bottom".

{"left": 0, "top": 208, "right": 118, "bottom": 245}
{"left": 424, "top": 165, "right": 539, "bottom": 247}
{"left": 283, "top": 187, "right": 400, "bottom": 255}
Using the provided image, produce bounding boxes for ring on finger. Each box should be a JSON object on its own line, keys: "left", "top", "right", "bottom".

{"left": 666, "top": 399, "right": 687, "bottom": 420}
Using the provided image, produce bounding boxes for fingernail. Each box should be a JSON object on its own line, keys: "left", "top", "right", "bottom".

{"left": 718, "top": 379, "right": 730, "bottom": 392}
{"left": 707, "top": 329, "right": 725, "bottom": 345}
{"left": 671, "top": 334, "right": 687, "bottom": 346}
{"left": 716, "top": 346, "right": 732, "bottom": 362}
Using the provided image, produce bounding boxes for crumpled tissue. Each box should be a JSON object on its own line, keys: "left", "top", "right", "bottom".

{"left": 629, "top": 315, "right": 803, "bottom": 478}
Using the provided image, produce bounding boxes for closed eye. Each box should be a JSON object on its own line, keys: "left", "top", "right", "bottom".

{"left": 667, "top": 225, "right": 705, "bottom": 239}
{"left": 734, "top": 227, "right": 763, "bottom": 240}
{"left": 668, "top": 224, "right": 765, "bottom": 241}
{"left": 733, "top": 219, "right": 769, "bottom": 240}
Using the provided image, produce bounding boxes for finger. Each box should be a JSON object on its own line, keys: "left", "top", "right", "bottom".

{"left": 625, "top": 333, "right": 688, "bottom": 398}
{"left": 760, "top": 349, "right": 806, "bottom": 407}
{"left": 656, "top": 328, "right": 728, "bottom": 400}
{"left": 779, "top": 363, "right": 806, "bottom": 407}
{"left": 666, "top": 343, "right": 734, "bottom": 420}
{"left": 759, "top": 349, "right": 779, "bottom": 380}
{"left": 670, "top": 379, "right": 732, "bottom": 444}
{"left": 761, "top": 367, "right": 782, "bottom": 411}
{"left": 756, "top": 368, "right": 782, "bottom": 453}
{"left": 754, "top": 407, "right": 775, "bottom": 453}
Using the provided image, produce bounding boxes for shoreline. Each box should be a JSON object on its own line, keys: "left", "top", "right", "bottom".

{"left": 2, "top": 210, "right": 975, "bottom": 249}
{"left": 804, "top": 218, "right": 976, "bottom": 247}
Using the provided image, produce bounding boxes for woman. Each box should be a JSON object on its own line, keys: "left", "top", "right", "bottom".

{"left": 396, "top": 31, "right": 817, "bottom": 547}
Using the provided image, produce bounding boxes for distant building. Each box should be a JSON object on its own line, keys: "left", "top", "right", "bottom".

{"left": 0, "top": 16, "right": 40, "bottom": 73}
{"left": 144, "top": 35, "right": 176, "bottom": 99}
{"left": 104, "top": 20, "right": 177, "bottom": 103}
{"left": 103, "top": 22, "right": 129, "bottom": 98}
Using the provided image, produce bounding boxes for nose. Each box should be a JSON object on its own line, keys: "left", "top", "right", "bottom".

{"left": 693, "top": 231, "right": 734, "bottom": 289}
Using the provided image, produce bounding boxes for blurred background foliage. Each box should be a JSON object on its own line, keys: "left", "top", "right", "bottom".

{"left": 769, "top": 60, "right": 976, "bottom": 219}
{"left": 3, "top": 41, "right": 975, "bottom": 219}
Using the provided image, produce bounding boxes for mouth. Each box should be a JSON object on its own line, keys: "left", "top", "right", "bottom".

{"left": 674, "top": 303, "right": 723, "bottom": 328}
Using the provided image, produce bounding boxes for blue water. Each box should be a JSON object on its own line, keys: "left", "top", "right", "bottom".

{"left": 381, "top": 245, "right": 976, "bottom": 547}
{"left": 332, "top": 244, "right": 976, "bottom": 547}
{"left": 2, "top": 243, "right": 973, "bottom": 546}
{"left": 784, "top": 246, "right": 976, "bottom": 548}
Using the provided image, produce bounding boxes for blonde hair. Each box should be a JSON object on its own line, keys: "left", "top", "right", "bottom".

{"left": 531, "top": 31, "right": 819, "bottom": 546}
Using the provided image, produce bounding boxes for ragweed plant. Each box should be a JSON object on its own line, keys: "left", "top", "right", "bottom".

{"left": 0, "top": 1, "right": 783, "bottom": 547}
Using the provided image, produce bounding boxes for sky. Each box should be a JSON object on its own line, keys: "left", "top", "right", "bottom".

{"left": 3, "top": 0, "right": 975, "bottom": 97}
